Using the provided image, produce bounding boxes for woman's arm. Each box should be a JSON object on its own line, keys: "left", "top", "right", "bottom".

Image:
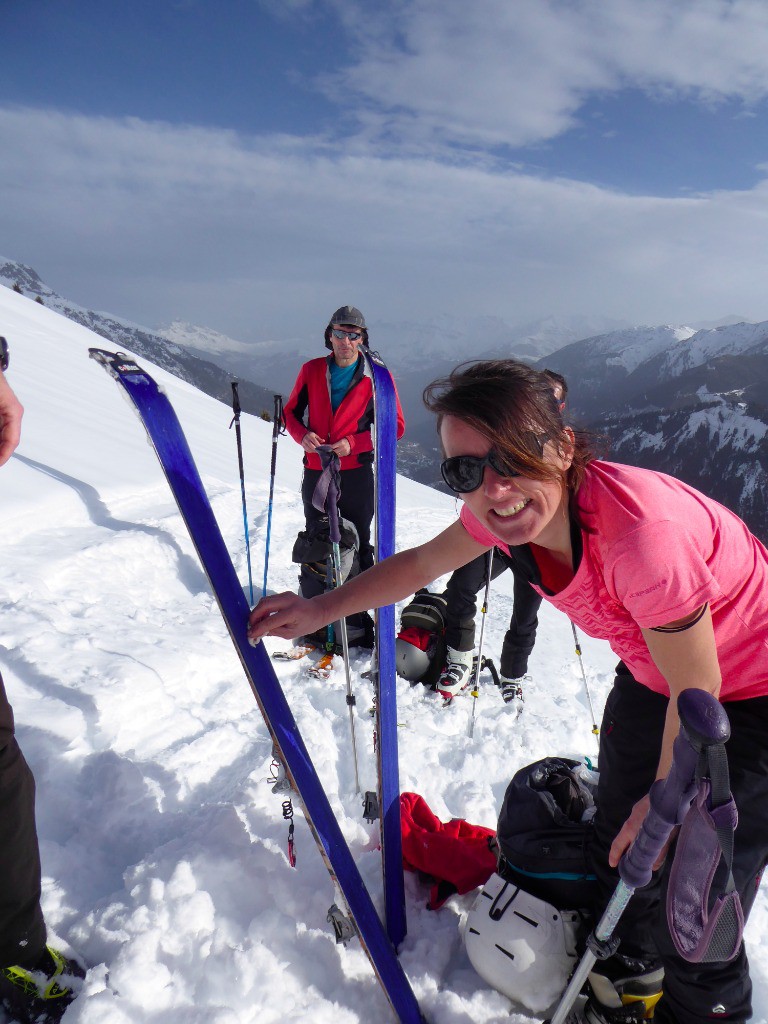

{"left": 608, "top": 604, "right": 721, "bottom": 867}
{"left": 247, "top": 519, "right": 489, "bottom": 643}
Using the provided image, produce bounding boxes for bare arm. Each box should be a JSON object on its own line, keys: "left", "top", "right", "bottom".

{"left": 609, "top": 605, "right": 720, "bottom": 866}
{"left": 247, "top": 519, "right": 489, "bottom": 643}
{"left": 0, "top": 371, "right": 23, "bottom": 467}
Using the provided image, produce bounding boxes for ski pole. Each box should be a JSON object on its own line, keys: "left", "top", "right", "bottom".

{"left": 468, "top": 548, "right": 494, "bottom": 739}
{"left": 318, "top": 448, "right": 362, "bottom": 794}
{"left": 548, "top": 687, "right": 730, "bottom": 1024}
{"left": 263, "top": 393, "right": 284, "bottom": 598}
{"left": 571, "top": 620, "right": 600, "bottom": 750}
{"left": 229, "top": 381, "right": 254, "bottom": 605}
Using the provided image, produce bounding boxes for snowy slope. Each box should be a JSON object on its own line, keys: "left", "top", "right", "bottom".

{"left": 2, "top": 284, "right": 768, "bottom": 1024}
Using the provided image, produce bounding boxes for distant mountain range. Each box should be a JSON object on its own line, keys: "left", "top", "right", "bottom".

{"left": 3, "top": 256, "right": 766, "bottom": 540}
{"left": 538, "top": 322, "right": 768, "bottom": 541}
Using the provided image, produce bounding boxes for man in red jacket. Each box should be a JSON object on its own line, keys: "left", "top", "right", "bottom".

{"left": 284, "top": 305, "right": 405, "bottom": 581}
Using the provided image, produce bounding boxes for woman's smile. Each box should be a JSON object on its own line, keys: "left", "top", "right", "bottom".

{"left": 440, "top": 415, "right": 571, "bottom": 551}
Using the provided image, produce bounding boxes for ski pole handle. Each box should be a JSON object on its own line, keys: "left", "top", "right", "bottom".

{"left": 272, "top": 394, "right": 284, "bottom": 437}
{"left": 231, "top": 381, "right": 241, "bottom": 417}
{"left": 619, "top": 688, "right": 730, "bottom": 891}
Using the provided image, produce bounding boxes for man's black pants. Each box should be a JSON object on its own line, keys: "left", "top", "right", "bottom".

{"left": 0, "top": 672, "right": 46, "bottom": 968}
{"left": 593, "top": 672, "right": 768, "bottom": 1023}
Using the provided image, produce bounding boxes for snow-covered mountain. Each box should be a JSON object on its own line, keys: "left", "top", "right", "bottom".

{"left": 539, "top": 321, "right": 768, "bottom": 541}
{"left": 0, "top": 259, "right": 277, "bottom": 420}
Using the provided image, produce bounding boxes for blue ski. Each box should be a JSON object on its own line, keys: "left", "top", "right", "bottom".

{"left": 89, "top": 348, "right": 423, "bottom": 1024}
{"left": 363, "top": 346, "right": 407, "bottom": 950}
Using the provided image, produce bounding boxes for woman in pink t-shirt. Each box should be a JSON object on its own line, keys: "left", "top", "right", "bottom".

{"left": 250, "top": 359, "right": 768, "bottom": 1024}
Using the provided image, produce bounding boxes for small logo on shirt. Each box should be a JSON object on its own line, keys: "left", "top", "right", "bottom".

{"left": 628, "top": 579, "right": 668, "bottom": 600}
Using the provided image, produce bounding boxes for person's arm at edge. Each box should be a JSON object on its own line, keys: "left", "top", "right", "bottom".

{"left": 0, "top": 369, "right": 23, "bottom": 467}
{"left": 608, "top": 605, "right": 721, "bottom": 867}
{"left": 247, "top": 519, "right": 489, "bottom": 643}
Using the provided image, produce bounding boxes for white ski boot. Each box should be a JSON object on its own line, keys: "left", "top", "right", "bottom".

{"left": 437, "top": 646, "right": 474, "bottom": 703}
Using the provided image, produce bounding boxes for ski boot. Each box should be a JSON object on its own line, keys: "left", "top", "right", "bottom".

{"left": 500, "top": 673, "right": 529, "bottom": 713}
{"left": 0, "top": 945, "right": 85, "bottom": 1023}
{"left": 582, "top": 954, "right": 664, "bottom": 1023}
{"left": 436, "top": 646, "right": 474, "bottom": 703}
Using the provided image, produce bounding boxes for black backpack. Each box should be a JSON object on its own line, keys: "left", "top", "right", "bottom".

{"left": 495, "top": 756, "right": 597, "bottom": 911}
{"left": 292, "top": 516, "right": 374, "bottom": 650}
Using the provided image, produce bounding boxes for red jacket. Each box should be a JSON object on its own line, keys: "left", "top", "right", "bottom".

{"left": 400, "top": 792, "right": 497, "bottom": 909}
{"left": 284, "top": 354, "right": 405, "bottom": 471}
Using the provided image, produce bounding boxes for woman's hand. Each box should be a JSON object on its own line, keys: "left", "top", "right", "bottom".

{"left": 609, "top": 793, "right": 676, "bottom": 871}
{"left": 247, "top": 592, "right": 325, "bottom": 644}
{"left": 609, "top": 795, "right": 650, "bottom": 867}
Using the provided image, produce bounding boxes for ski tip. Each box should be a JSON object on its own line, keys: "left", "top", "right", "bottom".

{"left": 89, "top": 348, "right": 146, "bottom": 377}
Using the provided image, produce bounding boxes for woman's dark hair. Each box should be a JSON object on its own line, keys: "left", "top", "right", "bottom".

{"left": 423, "top": 359, "right": 597, "bottom": 494}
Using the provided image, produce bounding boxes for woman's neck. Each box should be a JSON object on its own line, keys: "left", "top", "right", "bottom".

{"left": 531, "top": 489, "right": 573, "bottom": 566}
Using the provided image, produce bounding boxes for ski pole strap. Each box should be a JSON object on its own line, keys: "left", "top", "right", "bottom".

{"left": 480, "top": 656, "right": 501, "bottom": 688}
{"left": 666, "top": 725, "right": 743, "bottom": 963}
{"left": 312, "top": 447, "right": 342, "bottom": 544}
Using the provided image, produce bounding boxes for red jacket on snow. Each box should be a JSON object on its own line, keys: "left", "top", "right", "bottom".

{"left": 400, "top": 791, "right": 497, "bottom": 909}
{"left": 283, "top": 354, "right": 405, "bottom": 471}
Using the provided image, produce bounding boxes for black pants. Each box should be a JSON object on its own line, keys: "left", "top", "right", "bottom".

{"left": 302, "top": 464, "right": 375, "bottom": 572}
{"left": 443, "top": 553, "right": 542, "bottom": 679}
{"left": 593, "top": 671, "right": 768, "bottom": 1023}
{"left": 0, "top": 673, "right": 46, "bottom": 968}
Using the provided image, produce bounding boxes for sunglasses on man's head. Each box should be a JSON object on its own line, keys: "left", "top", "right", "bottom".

{"left": 331, "top": 327, "right": 363, "bottom": 341}
{"left": 440, "top": 434, "right": 549, "bottom": 493}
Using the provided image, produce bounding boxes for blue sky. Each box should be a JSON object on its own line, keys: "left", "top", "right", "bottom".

{"left": 3, "top": 0, "right": 768, "bottom": 340}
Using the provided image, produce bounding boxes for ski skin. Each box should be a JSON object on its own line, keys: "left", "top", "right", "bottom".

{"left": 363, "top": 346, "right": 408, "bottom": 951}
{"left": 89, "top": 349, "right": 423, "bottom": 1024}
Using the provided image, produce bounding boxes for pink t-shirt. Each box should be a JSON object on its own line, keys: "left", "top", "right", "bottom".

{"left": 460, "top": 461, "right": 768, "bottom": 700}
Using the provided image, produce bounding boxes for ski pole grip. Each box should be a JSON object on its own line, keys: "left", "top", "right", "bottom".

{"left": 273, "top": 393, "right": 283, "bottom": 428}
{"left": 619, "top": 689, "right": 729, "bottom": 891}
{"left": 677, "top": 686, "right": 731, "bottom": 752}
{"left": 231, "top": 381, "right": 241, "bottom": 416}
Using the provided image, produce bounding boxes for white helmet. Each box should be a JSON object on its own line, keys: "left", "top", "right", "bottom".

{"left": 463, "top": 872, "right": 583, "bottom": 1013}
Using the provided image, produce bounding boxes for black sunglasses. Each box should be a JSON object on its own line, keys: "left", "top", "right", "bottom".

{"left": 331, "top": 327, "right": 363, "bottom": 341}
{"left": 441, "top": 434, "right": 549, "bottom": 493}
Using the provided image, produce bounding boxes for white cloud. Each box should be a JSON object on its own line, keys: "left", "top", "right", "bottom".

{"left": 2, "top": 104, "right": 768, "bottom": 338}
{"left": 322, "top": 0, "right": 768, "bottom": 149}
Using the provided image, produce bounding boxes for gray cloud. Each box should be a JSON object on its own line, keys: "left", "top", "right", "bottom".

{"left": 2, "top": 102, "right": 768, "bottom": 339}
